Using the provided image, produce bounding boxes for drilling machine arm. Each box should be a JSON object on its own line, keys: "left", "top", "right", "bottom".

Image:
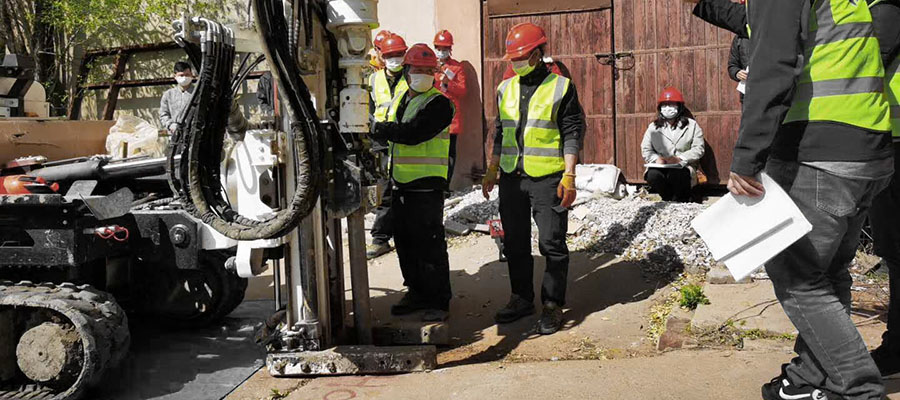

{"left": 173, "top": 0, "right": 437, "bottom": 376}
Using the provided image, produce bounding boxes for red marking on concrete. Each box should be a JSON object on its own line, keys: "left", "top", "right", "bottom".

{"left": 323, "top": 389, "right": 357, "bottom": 400}
{"left": 324, "top": 376, "right": 391, "bottom": 388}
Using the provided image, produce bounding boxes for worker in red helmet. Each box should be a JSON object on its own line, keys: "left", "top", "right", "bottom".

{"left": 370, "top": 29, "right": 392, "bottom": 69}
{"left": 433, "top": 29, "right": 469, "bottom": 184}
{"left": 481, "top": 22, "right": 585, "bottom": 335}
{"left": 370, "top": 43, "right": 455, "bottom": 322}
{"left": 640, "top": 87, "right": 706, "bottom": 202}
{"left": 366, "top": 33, "right": 410, "bottom": 260}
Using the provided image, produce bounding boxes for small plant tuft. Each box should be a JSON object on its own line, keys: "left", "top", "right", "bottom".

{"left": 679, "top": 284, "right": 710, "bottom": 310}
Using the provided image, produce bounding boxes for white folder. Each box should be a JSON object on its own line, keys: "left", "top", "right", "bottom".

{"left": 691, "top": 172, "right": 812, "bottom": 281}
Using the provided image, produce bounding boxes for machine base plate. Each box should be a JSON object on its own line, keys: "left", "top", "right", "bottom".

{"left": 266, "top": 345, "right": 437, "bottom": 376}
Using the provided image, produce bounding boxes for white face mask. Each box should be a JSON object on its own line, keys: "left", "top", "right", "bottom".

{"left": 408, "top": 74, "right": 435, "bottom": 93}
{"left": 385, "top": 57, "right": 404, "bottom": 72}
{"left": 660, "top": 105, "right": 679, "bottom": 120}
{"left": 175, "top": 76, "right": 192, "bottom": 87}
{"left": 512, "top": 58, "right": 536, "bottom": 77}
{"left": 435, "top": 49, "right": 451, "bottom": 61}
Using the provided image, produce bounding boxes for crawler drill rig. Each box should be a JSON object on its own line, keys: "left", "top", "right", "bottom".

{"left": 0, "top": 1, "right": 433, "bottom": 399}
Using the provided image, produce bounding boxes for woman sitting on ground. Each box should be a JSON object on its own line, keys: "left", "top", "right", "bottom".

{"left": 640, "top": 87, "right": 706, "bottom": 202}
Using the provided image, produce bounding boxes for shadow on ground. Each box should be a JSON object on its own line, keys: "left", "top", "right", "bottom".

{"left": 88, "top": 300, "right": 273, "bottom": 400}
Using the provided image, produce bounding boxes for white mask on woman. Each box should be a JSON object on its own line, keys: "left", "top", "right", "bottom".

{"left": 660, "top": 105, "right": 679, "bottom": 120}
{"left": 435, "top": 49, "right": 451, "bottom": 61}
{"left": 385, "top": 57, "right": 404, "bottom": 72}
{"left": 408, "top": 74, "right": 435, "bottom": 93}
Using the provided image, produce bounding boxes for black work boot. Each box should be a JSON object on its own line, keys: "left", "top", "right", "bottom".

{"left": 390, "top": 292, "right": 427, "bottom": 316}
{"left": 761, "top": 368, "right": 845, "bottom": 400}
{"left": 871, "top": 345, "right": 900, "bottom": 377}
{"left": 537, "top": 302, "right": 563, "bottom": 335}
{"left": 494, "top": 295, "right": 535, "bottom": 323}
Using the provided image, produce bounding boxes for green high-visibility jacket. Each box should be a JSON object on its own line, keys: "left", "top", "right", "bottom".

{"left": 370, "top": 69, "right": 408, "bottom": 123}
{"left": 496, "top": 73, "right": 570, "bottom": 177}
{"left": 387, "top": 86, "right": 452, "bottom": 184}
{"left": 778, "top": 0, "right": 892, "bottom": 132}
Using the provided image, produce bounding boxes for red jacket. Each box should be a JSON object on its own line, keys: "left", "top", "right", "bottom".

{"left": 434, "top": 58, "right": 467, "bottom": 135}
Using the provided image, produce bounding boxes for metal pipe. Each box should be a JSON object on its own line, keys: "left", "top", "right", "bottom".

{"left": 347, "top": 210, "right": 372, "bottom": 344}
{"left": 273, "top": 258, "right": 282, "bottom": 310}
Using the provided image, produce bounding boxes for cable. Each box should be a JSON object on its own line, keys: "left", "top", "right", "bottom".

{"left": 167, "top": 3, "right": 324, "bottom": 241}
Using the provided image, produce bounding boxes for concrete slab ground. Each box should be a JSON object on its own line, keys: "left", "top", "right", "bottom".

{"left": 692, "top": 281, "right": 796, "bottom": 335}
{"left": 90, "top": 300, "right": 272, "bottom": 400}
{"left": 365, "top": 234, "right": 671, "bottom": 364}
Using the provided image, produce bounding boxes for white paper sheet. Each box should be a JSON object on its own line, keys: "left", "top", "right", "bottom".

{"left": 644, "top": 163, "right": 683, "bottom": 169}
{"left": 737, "top": 68, "right": 749, "bottom": 94}
{"left": 691, "top": 172, "right": 812, "bottom": 281}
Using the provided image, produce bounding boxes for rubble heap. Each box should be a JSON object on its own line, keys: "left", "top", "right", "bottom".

{"left": 569, "top": 195, "right": 713, "bottom": 275}
{"left": 444, "top": 188, "right": 715, "bottom": 276}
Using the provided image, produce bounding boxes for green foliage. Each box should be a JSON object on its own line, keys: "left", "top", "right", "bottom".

{"left": 678, "top": 284, "right": 710, "bottom": 310}
{"left": 42, "top": 0, "right": 226, "bottom": 45}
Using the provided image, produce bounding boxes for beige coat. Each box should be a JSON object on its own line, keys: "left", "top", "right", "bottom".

{"left": 640, "top": 118, "right": 705, "bottom": 184}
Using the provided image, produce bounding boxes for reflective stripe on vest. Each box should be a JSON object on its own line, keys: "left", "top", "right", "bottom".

{"left": 497, "top": 73, "right": 570, "bottom": 177}
{"left": 783, "top": 0, "right": 891, "bottom": 132}
{"left": 888, "top": 56, "right": 900, "bottom": 137}
{"left": 387, "top": 86, "right": 452, "bottom": 184}
{"left": 370, "top": 70, "right": 408, "bottom": 122}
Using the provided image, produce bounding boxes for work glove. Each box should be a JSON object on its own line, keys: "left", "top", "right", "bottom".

{"left": 482, "top": 164, "right": 500, "bottom": 200}
{"left": 557, "top": 172, "right": 577, "bottom": 209}
{"left": 167, "top": 122, "right": 179, "bottom": 134}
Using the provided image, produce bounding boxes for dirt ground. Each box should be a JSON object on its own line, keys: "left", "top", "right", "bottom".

{"left": 231, "top": 232, "right": 896, "bottom": 400}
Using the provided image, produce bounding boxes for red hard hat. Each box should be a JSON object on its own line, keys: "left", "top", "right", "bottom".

{"left": 504, "top": 23, "right": 547, "bottom": 60}
{"left": 373, "top": 30, "right": 392, "bottom": 51}
{"left": 403, "top": 43, "right": 438, "bottom": 68}
{"left": 434, "top": 30, "right": 454, "bottom": 47}
{"left": 381, "top": 34, "right": 408, "bottom": 56}
{"left": 658, "top": 87, "right": 685, "bottom": 104}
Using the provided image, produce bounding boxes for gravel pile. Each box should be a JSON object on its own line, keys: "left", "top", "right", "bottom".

{"left": 569, "top": 194, "right": 714, "bottom": 276}
{"left": 443, "top": 187, "right": 715, "bottom": 276}
{"left": 444, "top": 187, "right": 499, "bottom": 225}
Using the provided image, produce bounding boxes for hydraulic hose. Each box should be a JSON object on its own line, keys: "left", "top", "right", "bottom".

{"left": 167, "top": 3, "right": 324, "bottom": 241}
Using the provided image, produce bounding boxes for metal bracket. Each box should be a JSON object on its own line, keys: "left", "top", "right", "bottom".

{"left": 595, "top": 52, "right": 635, "bottom": 80}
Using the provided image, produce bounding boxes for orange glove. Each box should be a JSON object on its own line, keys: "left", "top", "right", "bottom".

{"left": 557, "top": 173, "right": 577, "bottom": 208}
{"left": 482, "top": 164, "right": 500, "bottom": 199}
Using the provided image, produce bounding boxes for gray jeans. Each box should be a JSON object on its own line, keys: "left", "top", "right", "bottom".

{"left": 765, "top": 160, "right": 890, "bottom": 400}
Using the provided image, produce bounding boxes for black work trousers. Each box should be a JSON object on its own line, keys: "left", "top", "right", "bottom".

{"left": 392, "top": 189, "right": 452, "bottom": 310}
{"left": 498, "top": 172, "right": 570, "bottom": 306}
{"left": 371, "top": 185, "right": 393, "bottom": 245}
{"left": 448, "top": 135, "right": 458, "bottom": 184}
{"left": 645, "top": 167, "right": 692, "bottom": 202}
{"left": 870, "top": 143, "right": 900, "bottom": 353}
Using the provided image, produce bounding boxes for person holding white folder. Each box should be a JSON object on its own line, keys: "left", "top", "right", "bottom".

{"left": 691, "top": 0, "right": 894, "bottom": 399}
{"left": 640, "top": 87, "right": 706, "bottom": 202}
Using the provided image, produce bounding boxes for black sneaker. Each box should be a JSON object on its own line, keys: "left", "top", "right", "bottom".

{"left": 537, "top": 302, "right": 563, "bottom": 335}
{"left": 494, "top": 295, "right": 535, "bottom": 323}
{"left": 390, "top": 292, "right": 427, "bottom": 316}
{"left": 366, "top": 242, "right": 393, "bottom": 259}
{"left": 761, "top": 373, "right": 845, "bottom": 400}
{"left": 871, "top": 345, "right": 900, "bottom": 377}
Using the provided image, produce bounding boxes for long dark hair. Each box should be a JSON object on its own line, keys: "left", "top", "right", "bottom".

{"left": 653, "top": 103, "right": 694, "bottom": 130}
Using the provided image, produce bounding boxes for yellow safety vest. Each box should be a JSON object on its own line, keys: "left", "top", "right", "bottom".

{"left": 888, "top": 57, "right": 900, "bottom": 137}
{"left": 497, "top": 74, "right": 570, "bottom": 177}
{"left": 387, "top": 86, "right": 452, "bottom": 184}
{"left": 369, "top": 69, "right": 408, "bottom": 122}
{"left": 869, "top": 0, "right": 900, "bottom": 137}
{"left": 782, "top": 0, "right": 891, "bottom": 132}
